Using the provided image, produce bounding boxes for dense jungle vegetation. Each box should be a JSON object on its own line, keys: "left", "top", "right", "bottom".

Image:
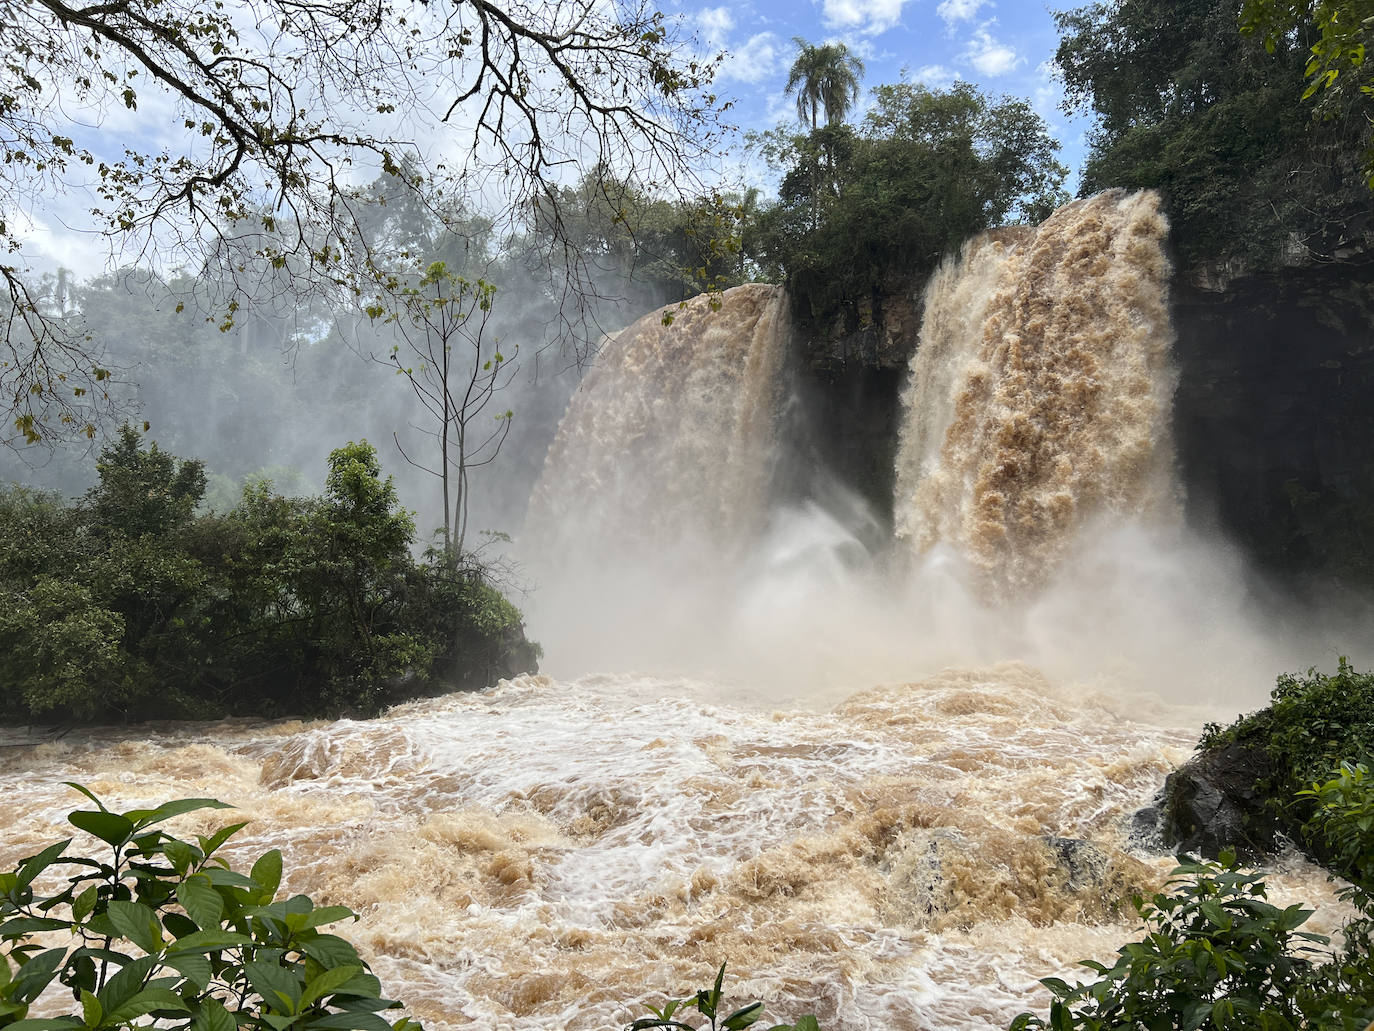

{"left": 0, "top": 428, "right": 535, "bottom": 723}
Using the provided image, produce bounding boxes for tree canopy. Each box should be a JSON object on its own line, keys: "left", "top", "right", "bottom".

{"left": 748, "top": 81, "right": 1066, "bottom": 328}
{"left": 1241, "top": 0, "right": 1374, "bottom": 185}
{"left": 785, "top": 39, "right": 866, "bottom": 129}
{"left": 1055, "top": 0, "right": 1374, "bottom": 270}
{"left": 0, "top": 0, "right": 725, "bottom": 449}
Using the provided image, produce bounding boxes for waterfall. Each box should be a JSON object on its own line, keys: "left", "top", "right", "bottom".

{"left": 524, "top": 283, "right": 788, "bottom": 563}
{"left": 894, "top": 191, "right": 1179, "bottom": 598}
{"left": 519, "top": 284, "right": 790, "bottom": 676}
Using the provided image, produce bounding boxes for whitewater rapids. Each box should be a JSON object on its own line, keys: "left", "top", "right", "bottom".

{"left": 0, "top": 668, "right": 1350, "bottom": 1031}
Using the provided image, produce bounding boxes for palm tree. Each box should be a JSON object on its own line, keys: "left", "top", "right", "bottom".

{"left": 785, "top": 38, "right": 865, "bottom": 129}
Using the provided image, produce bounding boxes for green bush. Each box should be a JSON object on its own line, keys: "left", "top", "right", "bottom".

{"left": 1198, "top": 659, "right": 1374, "bottom": 875}
{"left": 0, "top": 787, "right": 417, "bottom": 1031}
{"left": 627, "top": 964, "right": 820, "bottom": 1031}
{"left": 1012, "top": 766, "right": 1374, "bottom": 1030}
{"left": 0, "top": 428, "right": 536, "bottom": 723}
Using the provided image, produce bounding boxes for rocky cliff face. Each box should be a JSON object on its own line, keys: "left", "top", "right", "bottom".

{"left": 1172, "top": 262, "right": 1374, "bottom": 589}
{"left": 792, "top": 258, "right": 1374, "bottom": 593}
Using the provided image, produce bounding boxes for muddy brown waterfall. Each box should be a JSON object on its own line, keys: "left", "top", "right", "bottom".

{"left": 1, "top": 193, "right": 1354, "bottom": 1031}
{"left": 894, "top": 191, "right": 1179, "bottom": 599}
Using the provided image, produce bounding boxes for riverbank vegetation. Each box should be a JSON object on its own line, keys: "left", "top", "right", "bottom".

{"left": 1013, "top": 663, "right": 1374, "bottom": 1030}
{"left": 0, "top": 427, "right": 536, "bottom": 724}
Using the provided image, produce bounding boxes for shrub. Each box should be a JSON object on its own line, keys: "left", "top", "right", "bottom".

{"left": 1011, "top": 772, "right": 1374, "bottom": 1031}
{"left": 0, "top": 787, "right": 417, "bottom": 1031}
{"left": 0, "top": 429, "right": 537, "bottom": 722}
{"left": 1196, "top": 659, "right": 1374, "bottom": 876}
{"left": 628, "top": 964, "right": 820, "bottom": 1031}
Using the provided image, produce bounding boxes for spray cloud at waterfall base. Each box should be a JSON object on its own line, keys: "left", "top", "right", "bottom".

{"left": 519, "top": 191, "right": 1355, "bottom": 704}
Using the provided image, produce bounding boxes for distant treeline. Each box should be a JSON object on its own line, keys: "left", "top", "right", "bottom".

{"left": 0, "top": 427, "right": 538, "bottom": 724}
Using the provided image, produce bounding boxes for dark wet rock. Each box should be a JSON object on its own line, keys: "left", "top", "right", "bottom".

{"left": 1158, "top": 739, "right": 1281, "bottom": 861}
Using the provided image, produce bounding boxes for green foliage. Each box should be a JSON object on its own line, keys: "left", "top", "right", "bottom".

{"left": 517, "top": 167, "right": 754, "bottom": 315}
{"left": 628, "top": 965, "right": 820, "bottom": 1031}
{"left": 88, "top": 425, "right": 207, "bottom": 539}
{"left": 748, "top": 82, "right": 1066, "bottom": 330}
{"left": 1241, "top": 0, "right": 1374, "bottom": 186}
{"left": 785, "top": 38, "right": 864, "bottom": 129}
{"left": 1011, "top": 787, "right": 1374, "bottom": 1031}
{"left": 0, "top": 429, "right": 536, "bottom": 723}
{"left": 0, "top": 787, "right": 417, "bottom": 1031}
{"left": 1299, "top": 761, "right": 1374, "bottom": 892}
{"left": 1198, "top": 659, "right": 1374, "bottom": 873}
{"left": 1054, "top": 0, "right": 1374, "bottom": 270}
{"left": 1010, "top": 853, "right": 1324, "bottom": 1031}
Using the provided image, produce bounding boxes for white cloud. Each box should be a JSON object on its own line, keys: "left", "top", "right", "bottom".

{"left": 962, "top": 28, "right": 1021, "bottom": 77}
{"left": 820, "top": 0, "right": 911, "bottom": 36}
{"left": 718, "top": 32, "right": 785, "bottom": 84}
{"left": 936, "top": 0, "right": 988, "bottom": 26}
{"left": 910, "top": 64, "right": 961, "bottom": 89}
{"left": 696, "top": 6, "right": 735, "bottom": 43}
{"left": 1031, "top": 60, "right": 1063, "bottom": 119}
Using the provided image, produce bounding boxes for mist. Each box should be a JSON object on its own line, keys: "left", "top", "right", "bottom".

{"left": 515, "top": 191, "right": 1371, "bottom": 717}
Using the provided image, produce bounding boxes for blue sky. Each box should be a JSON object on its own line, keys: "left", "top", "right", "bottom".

{"left": 676, "top": 0, "right": 1090, "bottom": 191}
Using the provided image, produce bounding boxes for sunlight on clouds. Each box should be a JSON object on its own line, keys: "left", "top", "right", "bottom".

{"left": 910, "top": 64, "right": 961, "bottom": 88}
{"left": 719, "top": 33, "right": 785, "bottom": 84}
{"left": 936, "top": 0, "right": 988, "bottom": 25}
{"left": 962, "top": 27, "right": 1021, "bottom": 76}
{"left": 820, "top": 0, "right": 911, "bottom": 36}
{"left": 695, "top": 5, "right": 735, "bottom": 42}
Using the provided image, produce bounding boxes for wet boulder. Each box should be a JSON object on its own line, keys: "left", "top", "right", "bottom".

{"left": 1157, "top": 739, "right": 1281, "bottom": 861}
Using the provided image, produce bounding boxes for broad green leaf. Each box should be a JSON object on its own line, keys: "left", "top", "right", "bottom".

{"left": 178, "top": 874, "right": 224, "bottom": 930}
{"left": 164, "top": 929, "right": 254, "bottom": 952}
{"left": 163, "top": 912, "right": 199, "bottom": 940}
{"left": 292, "top": 906, "right": 355, "bottom": 932}
{"left": 96, "top": 955, "right": 157, "bottom": 1013}
{"left": 251, "top": 850, "right": 283, "bottom": 902}
{"left": 245, "top": 959, "right": 302, "bottom": 1014}
{"left": 0, "top": 918, "right": 70, "bottom": 937}
{"left": 105, "top": 988, "right": 190, "bottom": 1024}
{"left": 70, "top": 885, "right": 99, "bottom": 922}
{"left": 1, "top": 1019, "right": 83, "bottom": 1031}
{"left": 68, "top": 811, "right": 134, "bottom": 849}
{"left": 303, "top": 1013, "right": 393, "bottom": 1031}
{"left": 192, "top": 997, "right": 236, "bottom": 1031}
{"left": 11, "top": 949, "right": 66, "bottom": 1004}
{"left": 324, "top": 995, "right": 395, "bottom": 1014}
{"left": 162, "top": 840, "right": 199, "bottom": 876}
{"left": 327, "top": 971, "right": 382, "bottom": 999}
{"left": 723, "top": 1002, "right": 765, "bottom": 1030}
{"left": 299, "top": 936, "right": 363, "bottom": 968}
{"left": 202, "top": 868, "right": 259, "bottom": 891}
{"left": 107, "top": 900, "right": 162, "bottom": 955}
{"left": 79, "top": 990, "right": 101, "bottom": 1028}
{"left": 197, "top": 822, "right": 249, "bottom": 858}
{"left": 164, "top": 952, "right": 213, "bottom": 991}
{"left": 126, "top": 798, "right": 233, "bottom": 832}
{"left": 14, "top": 840, "right": 71, "bottom": 891}
{"left": 62, "top": 784, "right": 109, "bottom": 812}
{"left": 300, "top": 965, "right": 363, "bottom": 1008}
{"left": 263, "top": 1015, "right": 298, "bottom": 1031}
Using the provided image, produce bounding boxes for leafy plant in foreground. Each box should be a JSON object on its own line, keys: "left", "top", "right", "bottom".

{"left": 628, "top": 964, "right": 819, "bottom": 1031}
{"left": 1011, "top": 766, "right": 1374, "bottom": 1031}
{"left": 1009, "top": 852, "right": 1324, "bottom": 1031}
{"left": 0, "top": 786, "right": 416, "bottom": 1031}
